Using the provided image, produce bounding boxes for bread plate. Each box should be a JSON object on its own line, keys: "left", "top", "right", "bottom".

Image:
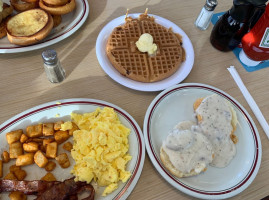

{"left": 143, "top": 83, "right": 262, "bottom": 199}
{"left": 0, "top": 98, "right": 145, "bottom": 200}
{"left": 0, "top": 0, "right": 89, "bottom": 53}
{"left": 96, "top": 14, "right": 194, "bottom": 92}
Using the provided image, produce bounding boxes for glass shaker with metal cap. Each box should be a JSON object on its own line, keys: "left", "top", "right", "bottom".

{"left": 195, "top": 0, "right": 218, "bottom": 30}
{"left": 42, "top": 49, "right": 66, "bottom": 83}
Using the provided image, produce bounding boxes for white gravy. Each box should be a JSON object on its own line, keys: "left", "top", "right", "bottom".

{"left": 162, "top": 121, "right": 213, "bottom": 174}
{"left": 195, "top": 94, "right": 236, "bottom": 167}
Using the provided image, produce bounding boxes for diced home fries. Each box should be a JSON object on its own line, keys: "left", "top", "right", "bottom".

{"left": 6, "top": 130, "right": 23, "bottom": 144}
{"left": 2, "top": 120, "right": 73, "bottom": 180}
{"left": 0, "top": 160, "right": 2, "bottom": 178}
{"left": 9, "top": 142, "right": 23, "bottom": 159}
{"left": 2, "top": 151, "right": 10, "bottom": 163}
{"left": 16, "top": 153, "right": 34, "bottom": 166}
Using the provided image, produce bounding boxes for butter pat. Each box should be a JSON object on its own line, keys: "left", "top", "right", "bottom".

{"left": 136, "top": 33, "right": 157, "bottom": 55}
{"left": 0, "top": 0, "right": 3, "bottom": 12}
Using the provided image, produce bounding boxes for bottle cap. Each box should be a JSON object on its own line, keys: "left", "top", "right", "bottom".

{"left": 42, "top": 49, "right": 58, "bottom": 65}
{"left": 246, "top": 0, "right": 268, "bottom": 6}
{"left": 230, "top": 2, "right": 254, "bottom": 22}
{"left": 205, "top": 0, "right": 218, "bottom": 11}
{"left": 239, "top": 49, "right": 261, "bottom": 66}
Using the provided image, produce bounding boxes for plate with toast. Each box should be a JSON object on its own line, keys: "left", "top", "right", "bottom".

{"left": 0, "top": 0, "right": 89, "bottom": 53}
{"left": 143, "top": 83, "right": 262, "bottom": 199}
{"left": 96, "top": 12, "right": 194, "bottom": 91}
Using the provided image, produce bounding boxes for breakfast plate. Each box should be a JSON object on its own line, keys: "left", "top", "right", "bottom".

{"left": 96, "top": 13, "right": 194, "bottom": 92}
{"left": 0, "top": 0, "right": 89, "bottom": 53}
{"left": 0, "top": 98, "right": 145, "bottom": 200}
{"left": 143, "top": 83, "right": 262, "bottom": 199}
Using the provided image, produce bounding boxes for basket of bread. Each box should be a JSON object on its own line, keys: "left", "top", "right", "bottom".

{"left": 0, "top": 0, "right": 76, "bottom": 46}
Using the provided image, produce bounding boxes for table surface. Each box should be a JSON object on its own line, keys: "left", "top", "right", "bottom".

{"left": 1, "top": 0, "right": 269, "bottom": 199}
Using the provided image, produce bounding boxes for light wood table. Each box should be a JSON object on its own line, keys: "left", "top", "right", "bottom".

{"left": 1, "top": 0, "right": 269, "bottom": 199}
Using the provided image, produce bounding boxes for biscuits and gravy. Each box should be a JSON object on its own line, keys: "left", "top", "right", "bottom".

{"left": 160, "top": 94, "right": 238, "bottom": 178}
{"left": 160, "top": 121, "right": 214, "bottom": 178}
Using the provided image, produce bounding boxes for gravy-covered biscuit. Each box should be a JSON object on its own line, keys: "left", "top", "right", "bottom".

{"left": 160, "top": 121, "right": 214, "bottom": 178}
{"left": 194, "top": 94, "right": 238, "bottom": 167}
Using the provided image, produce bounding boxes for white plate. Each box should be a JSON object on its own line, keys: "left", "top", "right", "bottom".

{"left": 143, "top": 83, "right": 262, "bottom": 199}
{"left": 0, "top": 98, "right": 145, "bottom": 200}
{"left": 0, "top": 0, "right": 89, "bottom": 53}
{"left": 96, "top": 14, "right": 194, "bottom": 92}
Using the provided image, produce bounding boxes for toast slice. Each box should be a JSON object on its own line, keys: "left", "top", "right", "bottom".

{"left": 6, "top": 8, "right": 53, "bottom": 46}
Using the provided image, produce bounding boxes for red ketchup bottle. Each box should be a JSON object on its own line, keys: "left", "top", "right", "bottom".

{"left": 239, "top": 3, "right": 269, "bottom": 66}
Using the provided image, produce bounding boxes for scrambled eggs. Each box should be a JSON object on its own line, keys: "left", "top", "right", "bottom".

{"left": 68, "top": 107, "right": 132, "bottom": 196}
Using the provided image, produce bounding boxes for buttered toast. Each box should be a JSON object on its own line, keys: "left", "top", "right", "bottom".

{"left": 6, "top": 9, "right": 53, "bottom": 46}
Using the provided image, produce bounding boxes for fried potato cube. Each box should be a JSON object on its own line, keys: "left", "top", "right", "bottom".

{"left": 63, "top": 142, "right": 73, "bottom": 152}
{"left": 2, "top": 151, "right": 10, "bottom": 163}
{"left": 26, "top": 124, "right": 43, "bottom": 138}
{"left": 46, "top": 142, "right": 57, "bottom": 158}
{"left": 16, "top": 153, "right": 34, "bottom": 166}
{"left": 0, "top": 160, "right": 2, "bottom": 178}
{"left": 39, "top": 143, "right": 46, "bottom": 153}
{"left": 9, "top": 142, "right": 23, "bottom": 159}
{"left": 41, "top": 172, "right": 57, "bottom": 181}
{"left": 54, "top": 121, "right": 64, "bottom": 130}
{"left": 68, "top": 122, "right": 79, "bottom": 136}
{"left": 54, "top": 131, "right": 69, "bottom": 144}
{"left": 20, "top": 134, "right": 28, "bottom": 143}
{"left": 4, "top": 172, "right": 17, "bottom": 180}
{"left": 6, "top": 129, "right": 23, "bottom": 144}
{"left": 34, "top": 150, "right": 48, "bottom": 168}
{"left": 30, "top": 138, "right": 43, "bottom": 143}
{"left": 45, "top": 161, "right": 56, "bottom": 172}
{"left": 43, "top": 123, "right": 55, "bottom": 136}
{"left": 23, "top": 142, "right": 39, "bottom": 153}
{"left": 9, "top": 165, "right": 21, "bottom": 173}
{"left": 55, "top": 153, "right": 70, "bottom": 168}
{"left": 43, "top": 138, "right": 55, "bottom": 147}
{"left": 14, "top": 169, "right": 27, "bottom": 181}
{"left": 41, "top": 138, "right": 55, "bottom": 153}
{"left": 9, "top": 191, "right": 27, "bottom": 200}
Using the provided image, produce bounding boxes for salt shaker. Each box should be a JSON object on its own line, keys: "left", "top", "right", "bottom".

{"left": 195, "top": 0, "right": 218, "bottom": 30}
{"left": 42, "top": 49, "right": 66, "bottom": 83}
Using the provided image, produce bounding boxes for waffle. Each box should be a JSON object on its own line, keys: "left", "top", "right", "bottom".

{"left": 106, "top": 13, "right": 185, "bottom": 82}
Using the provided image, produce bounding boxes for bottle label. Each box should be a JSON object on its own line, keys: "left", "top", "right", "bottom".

{"left": 259, "top": 27, "right": 269, "bottom": 48}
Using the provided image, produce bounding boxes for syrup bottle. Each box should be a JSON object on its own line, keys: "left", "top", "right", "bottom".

{"left": 210, "top": 0, "right": 267, "bottom": 52}
{"left": 239, "top": 3, "right": 269, "bottom": 66}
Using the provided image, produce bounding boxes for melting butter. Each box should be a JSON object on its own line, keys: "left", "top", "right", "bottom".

{"left": 135, "top": 33, "right": 157, "bottom": 55}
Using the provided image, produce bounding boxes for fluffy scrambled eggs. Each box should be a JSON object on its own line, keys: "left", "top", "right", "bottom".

{"left": 69, "top": 107, "right": 132, "bottom": 196}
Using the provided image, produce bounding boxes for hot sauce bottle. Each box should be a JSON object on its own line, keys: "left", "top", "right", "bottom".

{"left": 239, "top": 3, "right": 269, "bottom": 66}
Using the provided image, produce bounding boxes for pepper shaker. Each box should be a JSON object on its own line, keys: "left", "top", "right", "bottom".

{"left": 195, "top": 0, "right": 218, "bottom": 30}
{"left": 42, "top": 49, "right": 66, "bottom": 83}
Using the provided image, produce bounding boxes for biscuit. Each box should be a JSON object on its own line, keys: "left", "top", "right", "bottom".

{"left": 193, "top": 97, "right": 238, "bottom": 144}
